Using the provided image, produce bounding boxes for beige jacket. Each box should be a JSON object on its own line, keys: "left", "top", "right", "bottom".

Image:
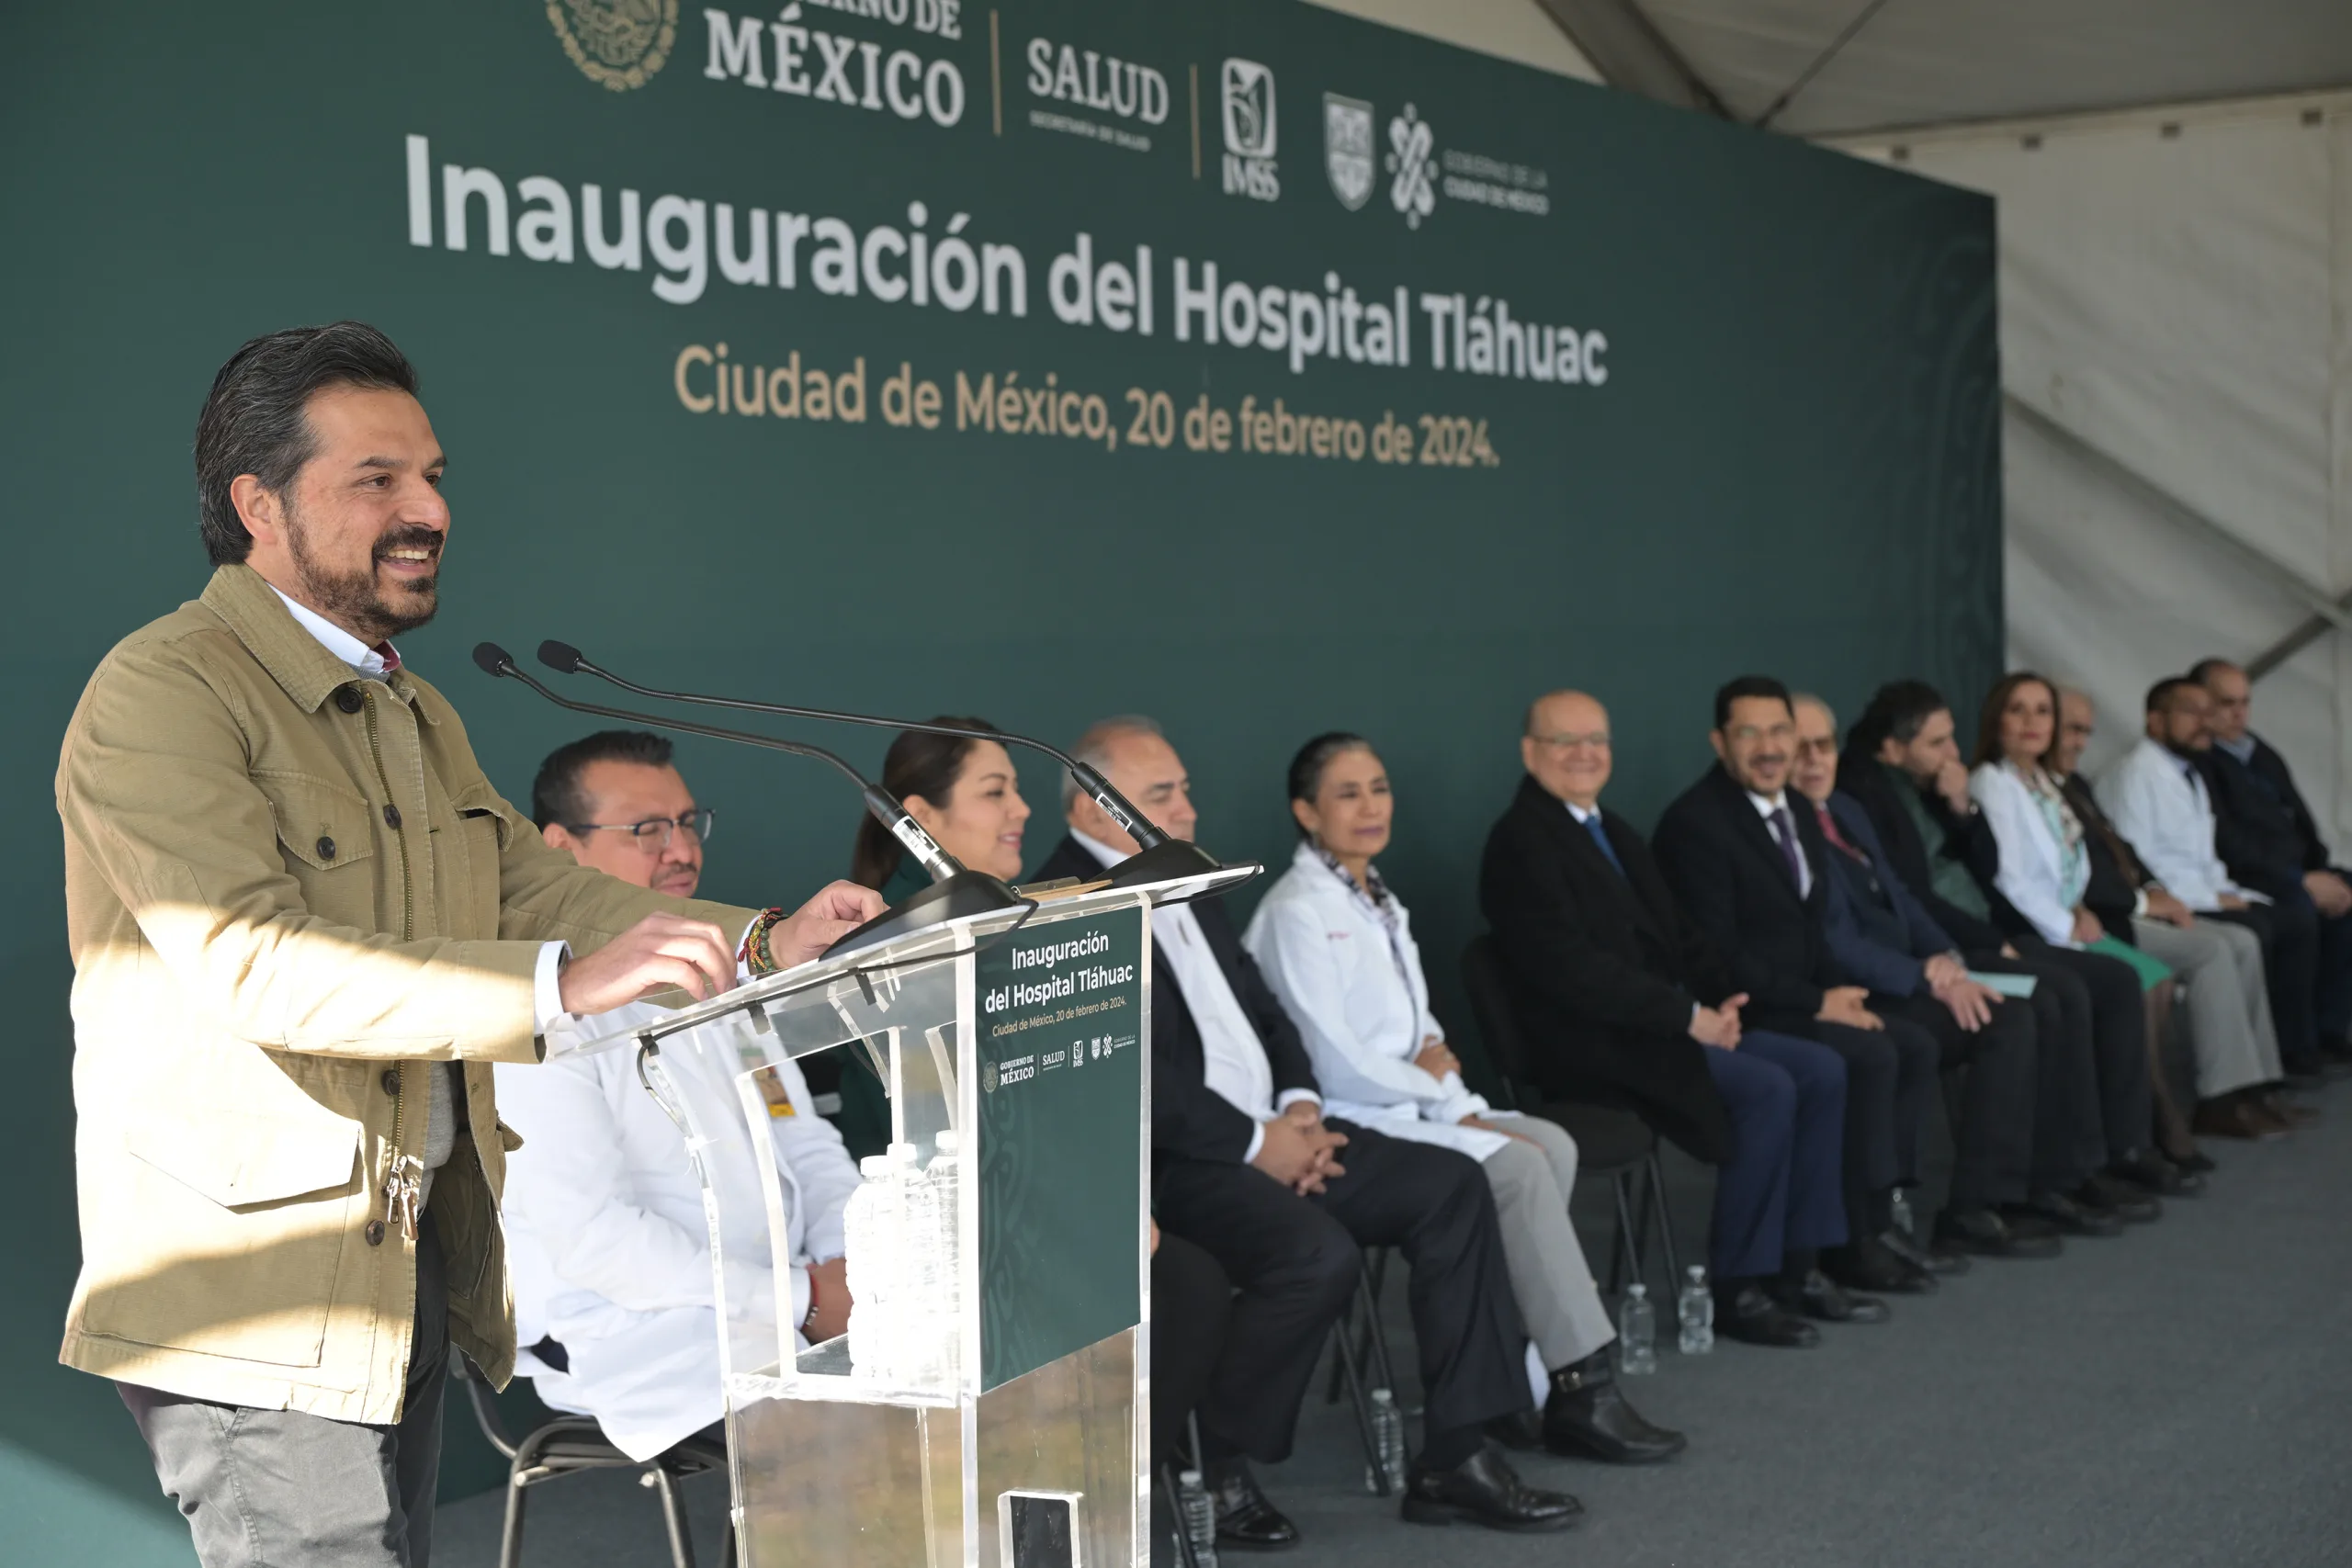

{"left": 55, "top": 565, "right": 757, "bottom": 1423}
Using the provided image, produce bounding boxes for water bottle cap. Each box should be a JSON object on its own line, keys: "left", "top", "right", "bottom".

{"left": 859, "top": 1156, "right": 891, "bottom": 1177}
{"left": 1370, "top": 1387, "right": 1395, "bottom": 1405}
{"left": 1687, "top": 1265, "right": 1706, "bottom": 1281}
{"left": 886, "top": 1141, "right": 920, "bottom": 1164}
{"left": 934, "top": 1130, "right": 959, "bottom": 1154}
{"left": 1179, "top": 1469, "right": 1203, "bottom": 1484}
{"left": 1627, "top": 1282, "right": 1647, "bottom": 1297}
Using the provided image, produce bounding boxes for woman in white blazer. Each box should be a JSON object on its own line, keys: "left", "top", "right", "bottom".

{"left": 1966, "top": 672, "right": 2180, "bottom": 1200}
{"left": 1245, "top": 733, "right": 1683, "bottom": 1464}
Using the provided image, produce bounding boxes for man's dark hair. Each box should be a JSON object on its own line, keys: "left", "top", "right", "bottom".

{"left": 194, "top": 321, "right": 421, "bottom": 566}
{"left": 1849, "top": 680, "right": 1951, "bottom": 752}
{"left": 1713, "top": 675, "right": 1793, "bottom": 729}
{"left": 533, "top": 730, "right": 675, "bottom": 829}
{"left": 2145, "top": 676, "right": 2195, "bottom": 716}
{"left": 2186, "top": 656, "right": 2241, "bottom": 686}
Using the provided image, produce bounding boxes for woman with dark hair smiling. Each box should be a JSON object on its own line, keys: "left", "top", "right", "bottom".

{"left": 1969, "top": 673, "right": 2187, "bottom": 1202}
{"left": 831, "top": 719, "right": 1032, "bottom": 1160}
{"left": 1245, "top": 732, "right": 1685, "bottom": 1465}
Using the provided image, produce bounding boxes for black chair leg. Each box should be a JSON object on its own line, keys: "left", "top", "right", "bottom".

{"left": 1159, "top": 1461, "right": 1203, "bottom": 1568}
{"left": 1644, "top": 1151, "right": 1681, "bottom": 1292}
{"left": 1353, "top": 1253, "right": 1399, "bottom": 1399}
{"left": 1606, "top": 1168, "right": 1642, "bottom": 1295}
{"left": 498, "top": 1471, "right": 529, "bottom": 1568}
{"left": 651, "top": 1464, "right": 698, "bottom": 1568}
{"left": 1329, "top": 1319, "right": 1391, "bottom": 1496}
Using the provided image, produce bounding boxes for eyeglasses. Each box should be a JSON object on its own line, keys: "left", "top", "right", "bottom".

{"left": 1792, "top": 737, "right": 1838, "bottom": 757}
{"left": 562, "top": 807, "right": 714, "bottom": 852}
{"left": 1531, "top": 731, "right": 1611, "bottom": 751}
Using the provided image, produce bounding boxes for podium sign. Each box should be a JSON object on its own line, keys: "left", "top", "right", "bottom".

{"left": 977, "top": 910, "right": 1144, "bottom": 1392}
{"left": 562, "top": 867, "right": 1249, "bottom": 1568}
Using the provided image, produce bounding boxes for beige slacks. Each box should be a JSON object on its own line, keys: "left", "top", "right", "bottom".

{"left": 1478, "top": 1115, "right": 1617, "bottom": 1370}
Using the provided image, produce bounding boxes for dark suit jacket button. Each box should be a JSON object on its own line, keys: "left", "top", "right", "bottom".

{"left": 317, "top": 836, "right": 336, "bottom": 861}
{"left": 335, "top": 686, "right": 364, "bottom": 714}
{"left": 365, "top": 1219, "right": 387, "bottom": 1247}
{"left": 383, "top": 804, "right": 402, "bottom": 829}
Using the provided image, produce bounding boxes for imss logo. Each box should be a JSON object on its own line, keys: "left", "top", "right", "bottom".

{"left": 547, "top": 0, "right": 679, "bottom": 90}
{"left": 1323, "top": 93, "right": 1374, "bottom": 210}
{"left": 1220, "top": 58, "right": 1279, "bottom": 202}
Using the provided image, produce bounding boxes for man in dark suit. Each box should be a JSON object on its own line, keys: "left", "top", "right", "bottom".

{"left": 1838, "top": 681, "right": 2199, "bottom": 1200}
{"left": 2193, "top": 656, "right": 2352, "bottom": 1071}
{"left": 1034, "top": 717, "right": 1581, "bottom": 1542}
{"left": 1791, "top": 694, "right": 2144, "bottom": 1240}
{"left": 1481, "top": 689, "right": 1850, "bottom": 1348}
{"left": 1655, "top": 677, "right": 2061, "bottom": 1279}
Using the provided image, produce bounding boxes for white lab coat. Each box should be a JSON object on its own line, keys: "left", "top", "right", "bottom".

{"left": 2097, "top": 738, "right": 2254, "bottom": 913}
{"left": 1969, "top": 761, "right": 2090, "bottom": 947}
{"left": 493, "top": 1001, "right": 862, "bottom": 1460}
{"left": 1244, "top": 842, "right": 1512, "bottom": 1161}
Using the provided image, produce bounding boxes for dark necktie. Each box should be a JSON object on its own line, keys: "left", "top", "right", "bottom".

{"left": 1580, "top": 811, "right": 1626, "bottom": 877}
{"left": 1813, "top": 801, "right": 1867, "bottom": 864}
{"left": 1768, "top": 807, "right": 1805, "bottom": 891}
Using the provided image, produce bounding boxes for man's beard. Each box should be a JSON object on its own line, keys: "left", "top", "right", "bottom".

{"left": 284, "top": 500, "right": 440, "bottom": 645}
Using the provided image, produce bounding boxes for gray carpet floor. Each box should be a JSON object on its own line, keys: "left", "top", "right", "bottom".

{"left": 438, "top": 1081, "right": 2352, "bottom": 1568}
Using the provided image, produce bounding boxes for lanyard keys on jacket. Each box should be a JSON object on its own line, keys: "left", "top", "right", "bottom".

{"left": 384, "top": 1153, "right": 425, "bottom": 1244}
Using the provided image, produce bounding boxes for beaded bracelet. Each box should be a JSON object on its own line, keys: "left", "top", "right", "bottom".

{"left": 740, "top": 906, "right": 787, "bottom": 976}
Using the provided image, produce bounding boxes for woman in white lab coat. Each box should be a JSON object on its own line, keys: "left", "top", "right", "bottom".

{"left": 1245, "top": 734, "right": 1685, "bottom": 1464}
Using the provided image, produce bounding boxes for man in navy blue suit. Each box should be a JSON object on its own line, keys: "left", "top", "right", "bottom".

{"left": 1790, "top": 695, "right": 2155, "bottom": 1243}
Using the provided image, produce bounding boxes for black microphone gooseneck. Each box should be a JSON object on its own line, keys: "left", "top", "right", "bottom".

{"left": 534, "top": 640, "right": 1226, "bottom": 889}
{"left": 470, "top": 644, "right": 1030, "bottom": 958}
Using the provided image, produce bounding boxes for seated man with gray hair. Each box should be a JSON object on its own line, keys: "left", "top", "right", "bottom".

{"left": 1033, "top": 717, "right": 1580, "bottom": 1545}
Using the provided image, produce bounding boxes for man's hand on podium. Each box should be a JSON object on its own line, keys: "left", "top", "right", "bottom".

{"left": 767, "top": 881, "right": 888, "bottom": 969}
{"left": 560, "top": 913, "right": 738, "bottom": 1014}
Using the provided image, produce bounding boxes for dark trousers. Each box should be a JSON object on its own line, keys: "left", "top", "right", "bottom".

{"left": 1150, "top": 1231, "right": 1231, "bottom": 1469}
{"left": 120, "top": 1212, "right": 448, "bottom": 1568}
{"left": 1996, "top": 943, "right": 2151, "bottom": 1168}
{"left": 1871, "top": 992, "right": 2037, "bottom": 1211}
{"left": 2316, "top": 885, "right": 2352, "bottom": 1046}
{"left": 2216, "top": 897, "right": 2322, "bottom": 1067}
{"left": 1153, "top": 1121, "right": 1527, "bottom": 1463}
{"left": 1701, "top": 1030, "right": 1849, "bottom": 1280}
{"left": 1764, "top": 1010, "right": 1939, "bottom": 1236}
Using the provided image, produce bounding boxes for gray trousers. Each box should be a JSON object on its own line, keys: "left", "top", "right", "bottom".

{"left": 2132, "top": 916, "right": 2282, "bottom": 1099}
{"left": 120, "top": 1212, "right": 449, "bottom": 1568}
{"left": 1480, "top": 1115, "right": 1617, "bottom": 1370}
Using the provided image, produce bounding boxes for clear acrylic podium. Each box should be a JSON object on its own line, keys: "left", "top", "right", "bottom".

{"left": 560, "top": 867, "right": 1250, "bottom": 1568}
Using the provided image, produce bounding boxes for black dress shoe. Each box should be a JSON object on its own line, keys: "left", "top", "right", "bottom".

{"left": 1541, "top": 1350, "right": 1687, "bottom": 1463}
{"left": 1777, "top": 1268, "right": 1890, "bottom": 1325}
{"left": 1203, "top": 1458, "right": 1300, "bottom": 1550}
{"left": 1401, "top": 1441, "right": 1582, "bottom": 1532}
{"left": 1484, "top": 1409, "right": 1544, "bottom": 1451}
{"left": 2009, "top": 1191, "right": 2123, "bottom": 1238}
{"left": 1825, "top": 1235, "right": 1935, "bottom": 1294}
{"left": 2075, "top": 1171, "right": 2161, "bottom": 1222}
{"left": 1934, "top": 1207, "right": 2063, "bottom": 1259}
{"left": 1713, "top": 1282, "right": 1820, "bottom": 1348}
{"left": 1879, "top": 1225, "right": 1970, "bottom": 1277}
{"left": 2167, "top": 1148, "right": 2216, "bottom": 1180}
{"left": 2108, "top": 1149, "right": 2186, "bottom": 1198}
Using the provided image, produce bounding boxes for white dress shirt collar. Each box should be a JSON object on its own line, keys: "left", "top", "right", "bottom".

{"left": 270, "top": 584, "right": 393, "bottom": 677}
{"left": 1563, "top": 800, "right": 1601, "bottom": 825}
{"left": 1069, "top": 830, "right": 1283, "bottom": 1131}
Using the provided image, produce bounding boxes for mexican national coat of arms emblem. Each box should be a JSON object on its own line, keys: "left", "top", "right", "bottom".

{"left": 547, "top": 0, "right": 678, "bottom": 91}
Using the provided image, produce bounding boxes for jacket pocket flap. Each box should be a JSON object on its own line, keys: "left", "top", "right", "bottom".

{"left": 447, "top": 780, "right": 514, "bottom": 850}
{"left": 124, "top": 1109, "right": 362, "bottom": 1209}
{"left": 259, "top": 773, "right": 379, "bottom": 873}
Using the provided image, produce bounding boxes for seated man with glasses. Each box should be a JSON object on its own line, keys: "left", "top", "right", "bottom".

{"left": 492, "top": 730, "right": 863, "bottom": 1461}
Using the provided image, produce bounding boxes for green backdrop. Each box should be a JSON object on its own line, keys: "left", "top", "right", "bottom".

{"left": 1, "top": 0, "right": 1997, "bottom": 1556}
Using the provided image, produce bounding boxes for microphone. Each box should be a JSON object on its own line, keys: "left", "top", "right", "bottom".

{"left": 534, "top": 640, "right": 1228, "bottom": 891}
{"left": 470, "top": 644, "right": 1029, "bottom": 958}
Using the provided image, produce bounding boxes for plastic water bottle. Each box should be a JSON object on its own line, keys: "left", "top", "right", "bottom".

{"left": 842, "top": 1155, "right": 896, "bottom": 1377}
{"left": 923, "top": 1132, "right": 962, "bottom": 1382}
{"left": 1677, "top": 1266, "right": 1713, "bottom": 1355}
{"left": 1619, "top": 1284, "right": 1657, "bottom": 1375}
{"left": 1363, "top": 1387, "right": 1406, "bottom": 1493}
{"left": 1175, "top": 1468, "right": 1219, "bottom": 1567}
{"left": 1889, "top": 1187, "right": 1915, "bottom": 1240}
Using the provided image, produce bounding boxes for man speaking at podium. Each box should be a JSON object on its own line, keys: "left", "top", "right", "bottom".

{"left": 53, "top": 321, "right": 879, "bottom": 1568}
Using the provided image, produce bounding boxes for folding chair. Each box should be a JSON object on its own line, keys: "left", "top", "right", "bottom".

{"left": 454, "top": 1352, "right": 736, "bottom": 1568}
